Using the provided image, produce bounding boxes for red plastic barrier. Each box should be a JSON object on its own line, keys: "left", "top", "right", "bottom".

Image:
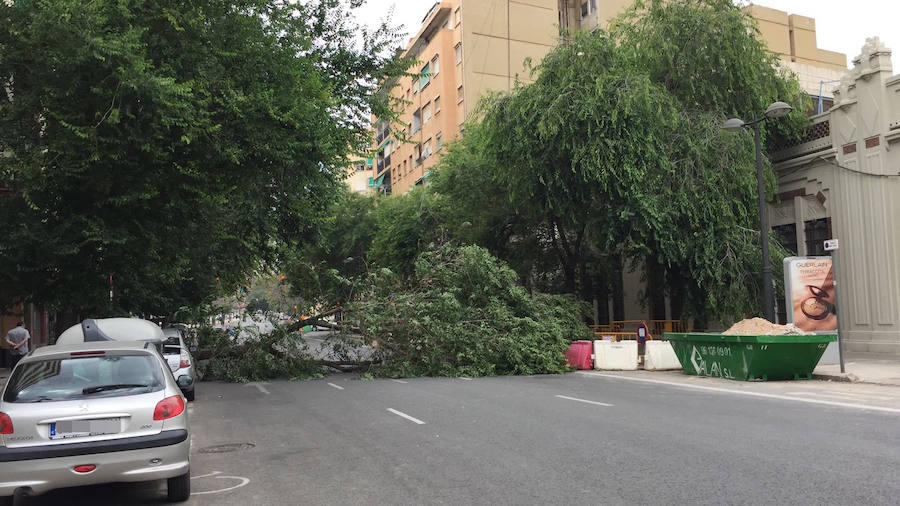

{"left": 565, "top": 340, "right": 594, "bottom": 370}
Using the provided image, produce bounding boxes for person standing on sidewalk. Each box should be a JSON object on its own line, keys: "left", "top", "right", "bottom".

{"left": 5, "top": 321, "right": 30, "bottom": 370}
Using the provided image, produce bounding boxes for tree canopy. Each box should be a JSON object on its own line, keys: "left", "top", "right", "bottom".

{"left": 431, "top": 0, "right": 806, "bottom": 323}
{"left": 0, "top": 0, "right": 409, "bottom": 318}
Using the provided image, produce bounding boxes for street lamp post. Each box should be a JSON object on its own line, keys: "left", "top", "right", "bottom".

{"left": 722, "top": 101, "right": 793, "bottom": 323}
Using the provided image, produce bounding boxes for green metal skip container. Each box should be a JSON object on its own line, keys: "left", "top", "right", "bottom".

{"left": 663, "top": 333, "right": 837, "bottom": 381}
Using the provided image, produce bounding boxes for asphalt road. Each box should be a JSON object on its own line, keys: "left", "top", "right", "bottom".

{"left": 20, "top": 371, "right": 900, "bottom": 505}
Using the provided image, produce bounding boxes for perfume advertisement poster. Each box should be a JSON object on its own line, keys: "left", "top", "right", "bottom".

{"left": 784, "top": 257, "right": 837, "bottom": 331}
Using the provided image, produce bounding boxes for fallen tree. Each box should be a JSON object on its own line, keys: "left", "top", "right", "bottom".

{"left": 346, "top": 244, "right": 592, "bottom": 377}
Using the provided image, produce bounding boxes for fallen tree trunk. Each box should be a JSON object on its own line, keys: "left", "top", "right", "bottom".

{"left": 286, "top": 307, "right": 343, "bottom": 332}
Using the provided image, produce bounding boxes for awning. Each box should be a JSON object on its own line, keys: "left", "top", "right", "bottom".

{"left": 373, "top": 172, "right": 387, "bottom": 187}
{"left": 414, "top": 171, "right": 432, "bottom": 185}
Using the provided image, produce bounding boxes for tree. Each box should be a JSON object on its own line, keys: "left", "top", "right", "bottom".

{"left": 285, "top": 189, "right": 379, "bottom": 309}
{"left": 0, "top": 0, "right": 409, "bottom": 319}
{"left": 435, "top": 0, "right": 806, "bottom": 323}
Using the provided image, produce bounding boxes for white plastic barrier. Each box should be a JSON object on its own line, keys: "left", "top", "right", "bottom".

{"left": 593, "top": 340, "right": 638, "bottom": 370}
{"left": 643, "top": 341, "right": 682, "bottom": 370}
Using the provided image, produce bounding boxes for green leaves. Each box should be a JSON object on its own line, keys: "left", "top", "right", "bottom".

{"left": 0, "top": 0, "right": 408, "bottom": 316}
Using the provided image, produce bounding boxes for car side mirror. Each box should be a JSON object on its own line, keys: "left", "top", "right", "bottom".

{"left": 189, "top": 346, "right": 197, "bottom": 353}
{"left": 177, "top": 375, "right": 194, "bottom": 388}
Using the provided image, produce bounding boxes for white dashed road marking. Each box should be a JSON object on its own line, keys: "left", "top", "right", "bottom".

{"left": 555, "top": 395, "right": 613, "bottom": 407}
{"left": 327, "top": 382, "right": 344, "bottom": 390}
{"left": 387, "top": 408, "right": 426, "bottom": 425}
{"left": 245, "top": 382, "right": 270, "bottom": 395}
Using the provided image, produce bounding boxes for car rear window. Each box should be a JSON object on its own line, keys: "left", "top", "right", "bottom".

{"left": 3, "top": 354, "right": 165, "bottom": 403}
{"left": 164, "top": 336, "right": 181, "bottom": 347}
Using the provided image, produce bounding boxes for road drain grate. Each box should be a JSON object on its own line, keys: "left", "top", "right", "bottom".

{"left": 199, "top": 442, "right": 256, "bottom": 454}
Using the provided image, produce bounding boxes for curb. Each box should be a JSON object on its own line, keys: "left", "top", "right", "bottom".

{"left": 812, "top": 372, "right": 858, "bottom": 383}
{"left": 812, "top": 372, "right": 900, "bottom": 387}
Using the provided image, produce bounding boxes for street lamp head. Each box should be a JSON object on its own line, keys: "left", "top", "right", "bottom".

{"left": 764, "top": 101, "right": 793, "bottom": 119}
{"left": 721, "top": 117, "right": 746, "bottom": 131}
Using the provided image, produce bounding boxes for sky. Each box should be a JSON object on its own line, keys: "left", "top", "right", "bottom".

{"left": 352, "top": 0, "right": 900, "bottom": 70}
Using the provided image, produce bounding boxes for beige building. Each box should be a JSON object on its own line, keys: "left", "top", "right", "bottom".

{"left": 344, "top": 159, "right": 375, "bottom": 195}
{"left": 747, "top": 5, "right": 847, "bottom": 110}
{"left": 772, "top": 38, "right": 900, "bottom": 356}
{"left": 371, "top": 0, "right": 559, "bottom": 195}
{"left": 561, "top": 2, "right": 848, "bottom": 106}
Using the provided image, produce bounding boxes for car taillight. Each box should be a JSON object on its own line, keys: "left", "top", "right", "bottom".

{"left": 179, "top": 350, "right": 190, "bottom": 368}
{"left": 0, "top": 412, "right": 13, "bottom": 434}
{"left": 153, "top": 395, "right": 185, "bottom": 420}
{"left": 73, "top": 464, "right": 96, "bottom": 473}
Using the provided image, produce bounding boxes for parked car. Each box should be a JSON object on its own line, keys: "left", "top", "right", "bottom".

{"left": 162, "top": 328, "right": 196, "bottom": 401}
{"left": 0, "top": 320, "right": 191, "bottom": 503}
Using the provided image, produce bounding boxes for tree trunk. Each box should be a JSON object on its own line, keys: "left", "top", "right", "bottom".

{"left": 612, "top": 258, "right": 625, "bottom": 321}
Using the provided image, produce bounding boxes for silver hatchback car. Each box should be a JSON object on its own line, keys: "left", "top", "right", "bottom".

{"left": 0, "top": 340, "right": 191, "bottom": 502}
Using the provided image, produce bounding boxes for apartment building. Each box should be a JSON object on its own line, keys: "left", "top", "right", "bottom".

{"left": 561, "top": 2, "right": 847, "bottom": 104}
{"left": 371, "top": 0, "right": 560, "bottom": 195}
{"left": 746, "top": 5, "right": 847, "bottom": 111}
{"left": 369, "top": 2, "right": 848, "bottom": 196}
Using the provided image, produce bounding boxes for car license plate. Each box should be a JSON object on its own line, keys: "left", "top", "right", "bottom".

{"left": 50, "top": 418, "right": 121, "bottom": 439}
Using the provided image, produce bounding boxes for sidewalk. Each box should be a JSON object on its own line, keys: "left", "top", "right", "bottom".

{"left": 813, "top": 352, "right": 900, "bottom": 386}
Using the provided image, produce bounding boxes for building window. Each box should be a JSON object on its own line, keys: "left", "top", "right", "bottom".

{"left": 773, "top": 224, "right": 798, "bottom": 255}
{"left": 413, "top": 79, "right": 419, "bottom": 94}
{"left": 423, "top": 102, "right": 432, "bottom": 124}
{"left": 804, "top": 218, "right": 831, "bottom": 256}
{"left": 590, "top": 0, "right": 597, "bottom": 13}
{"left": 431, "top": 55, "right": 440, "bottom": 76}
{"left": 434, "top": 95, "right": 441, "bottom": 114}
{"left": 457, "top": 84, "right": 464, "bottom": 102}
{"left": 411, "top": 108, "right": 421, "bottom": 134}
{"left": 455, "top": 43, "right": 462, "bottom": 64}
{"left": 436, "top": 132, "right": 443, "bottom": 150}
{"left": 415, "top": 144, "right": 422, "bottom": 163}
{"left": 581, "top": 2, "right": 588, "bottom": 18}
{"left": 420, "top": 63, "right": 431, "bottom": 89}
{"left": 423, "top": 138, "right": 433, "bottom": 159}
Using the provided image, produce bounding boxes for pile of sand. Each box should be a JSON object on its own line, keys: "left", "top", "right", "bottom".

{"left": 722, "top": 317, "right": 811, "bottom": 336}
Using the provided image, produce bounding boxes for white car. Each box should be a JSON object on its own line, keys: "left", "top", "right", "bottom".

{"left": 162, "top": 328, "right": 196, "bottom": 401}
{"left": 0, "top": 319, "right": 191, "bottom": 503}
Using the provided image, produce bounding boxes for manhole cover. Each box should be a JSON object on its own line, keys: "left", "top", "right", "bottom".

{"left": 199, "top": 442, "right": 256, "bottom": 454}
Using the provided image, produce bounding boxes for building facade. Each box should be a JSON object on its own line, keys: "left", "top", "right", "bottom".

{"left": 371, "top": 0, "right": 560, "bottom": 195}
{"left": 772, "top": 38, "right": 900, "bottom": 356}
{"left": 560, "top": 2, "right": 848, "bottom": 105}
{"left": 746, "top": 5, "right": 847, "bottom": 110}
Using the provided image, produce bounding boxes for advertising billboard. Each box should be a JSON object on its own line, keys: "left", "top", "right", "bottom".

{"left": 783, "top": 256, "right": 837, "bottom": 332}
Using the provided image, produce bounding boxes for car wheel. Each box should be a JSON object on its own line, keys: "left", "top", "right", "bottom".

{"left": 167, "top": 471, "right": 191, "bottom": 502}
{"left": 185, "top": 389, "right": 195, "bottom": 402}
